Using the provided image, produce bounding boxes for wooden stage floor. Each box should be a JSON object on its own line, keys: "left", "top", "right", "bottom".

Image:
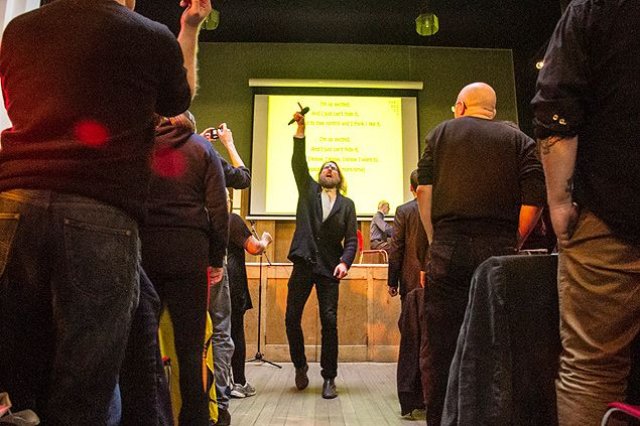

{"left": 227, "top": 362, "right": 425, "bottom": 425}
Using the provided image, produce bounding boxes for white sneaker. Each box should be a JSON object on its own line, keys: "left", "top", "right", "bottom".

{"left": 230, "top": 382, "right": 256, "bottom": 398}
{"left": 241, "top": 382, "right": 256, "bottom": 397}
{"left": 230, "top": 383, "right": 246, "bottom": 398}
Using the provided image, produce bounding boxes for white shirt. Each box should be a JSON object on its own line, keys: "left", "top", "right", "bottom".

{"left": 321, "top": 188, "right": 337, "bottom": 222}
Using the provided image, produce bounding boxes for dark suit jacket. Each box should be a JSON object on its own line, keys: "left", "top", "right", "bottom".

{"left": 287, "top": 137, "right": 358, "bottom": 279}
{"left": 387, "top": 198, "right": 428, "bottom": 297}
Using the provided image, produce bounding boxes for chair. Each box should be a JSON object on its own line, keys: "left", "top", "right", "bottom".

{"left": 359, "top": 249, "right": 388, "bottom": 264}
{"left": 601, "top": 402, "right": 640, "bottom": 426}
{"left": 356, "top": 229, "right": 388, "bottom": 263}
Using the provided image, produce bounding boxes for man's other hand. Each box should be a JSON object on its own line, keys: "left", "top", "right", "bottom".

{"left": 200, "top": 127, "right": 216, "bottom": 143}
{"left": 333, "top": 262, "right": 348, "bottom": 280}
{"left": 216, "top": 123, "right": 234, "bottom": 148}
{"left": 388, "top": 286, "right": 398, "bottom": 297}
{"left": 550, "top": 202, "right": 579, "bottom": 247}
{"left": 209, "top": 266, "right": 224, "bottom": 285}
{"left": 180, "top": 0, "right": 212, "bottom": 29}
{"left": 261, "top": 231, "right": 273, "bottom": 245}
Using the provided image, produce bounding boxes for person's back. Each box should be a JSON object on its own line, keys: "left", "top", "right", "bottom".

{"left": 0, "top": 0, "right": 190, "bottom": 221}
{"left": 0, "top": 0, "right": 194, "bottom": 422}
{"left": 417, "top": 82, "right": 545, "bottom": 426}
{"left": 142, "top": 116, "right": 228, "bottom": 425}
{"left": 426, "top": 117, "right": 539, "bottom": 237}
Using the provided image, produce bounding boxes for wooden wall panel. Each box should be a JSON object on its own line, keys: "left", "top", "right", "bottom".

{"left": 244, "top": 264, "right": 401, "bottom": 362}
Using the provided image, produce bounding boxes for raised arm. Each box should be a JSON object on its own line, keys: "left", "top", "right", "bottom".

{"left": 177, "top": 0, "right": 211, "bottom": 98}
{"left": 201, "top": 125, "right": 251, "bottom": 189}
{"left": 291, "top": 111, "right": 313, "bottom": 191}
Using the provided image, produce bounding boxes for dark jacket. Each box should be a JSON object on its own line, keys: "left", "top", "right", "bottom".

{"left": 219, "top": 156, "right": 251, "bottom": 189}
{"left": 287, "top": 137, "right": 358, "bottom": 279}
{"left": 144, "top": 122, "right": 229, "bottom": 267}
{"left": 387, "top": 198, "right": 428, "bottom": 297}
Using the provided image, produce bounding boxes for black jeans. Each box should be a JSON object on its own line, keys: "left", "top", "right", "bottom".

{"left": 285, "top": 265, "right": 340, "bottom": 379}
{"left": 0, "top": 190, "right": 140, "bottom": 425}
{"left": 141, "top": 228, "right": 209, "bottom": 426}
{"left": 230, "top": 308, "right": 247, "bottom": 385}
{"left": 119, "top": 268, "right": 174, "bottom": 426}
{"left": 424, "top": 232, "right": 514, "bottom": 426}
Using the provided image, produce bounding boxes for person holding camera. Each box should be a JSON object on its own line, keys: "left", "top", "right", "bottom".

{"left": 201, "top": 123, "right": 251, "bottom": 189}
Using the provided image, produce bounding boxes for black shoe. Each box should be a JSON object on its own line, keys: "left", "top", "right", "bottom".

{"left": 215, "top": 407, "right": 231, "bottom": 425}
{"left": 295, "top": 364, "right": 309, "bottom": 390}
{"left": 322, "top": 378, "right": 337, "bottom": 399}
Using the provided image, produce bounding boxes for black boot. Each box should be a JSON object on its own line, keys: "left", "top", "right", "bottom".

{"left": 322, "top": 378, "right": 337, "bottom": 399}
{"left": 295, "top": 364, "right": 309, "bottom": 390}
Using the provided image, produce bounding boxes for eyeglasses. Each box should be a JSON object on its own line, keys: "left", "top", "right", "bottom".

{"left": 451, "top": 101, "right": 466, "bottom": 113}
{"left": 322, "top": 164, "right": 338, "bottom": 171}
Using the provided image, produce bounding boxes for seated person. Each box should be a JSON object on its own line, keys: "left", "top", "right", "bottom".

{"left": 370, "top": 200, "right": 394, "bottom": 250}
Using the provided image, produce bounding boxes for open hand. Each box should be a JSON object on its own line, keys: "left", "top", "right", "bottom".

{"left": 208, "top": 266, "right": 223, "bottom": 285}
{"left": 549, "top": 202, "right": 579, "bottom": 248}
{"left": 333, "top": 262, "right": 348, "bottom": 280}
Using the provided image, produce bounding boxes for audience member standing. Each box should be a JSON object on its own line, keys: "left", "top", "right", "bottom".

{"left": 370, "top": 200, "right": 394, "bottom": 250}
{"left": 388, "top": 170, "right": 428, "bottom": 302}
{"left": 142, "top": 111, "right": 228, "bottom": 426}
{"left": 0, "top": 0, "right": 207, "bottom": 422}
{"left": 388, "top": 169, "right": 429, "bottom": 417}
{"left": 417, "top": 82, "right": 545, "bottom": 425}
{"left": 202, "top": 121, "right": 250, "bottom": 424}
{"left": 532, "top": 1, "right": 640, "bottom": 423}
{"left": 226, "top": 205, "right": 272, "bottom": 398}
{"left": 285, "top": 109, "right": 358, "bottom": 400}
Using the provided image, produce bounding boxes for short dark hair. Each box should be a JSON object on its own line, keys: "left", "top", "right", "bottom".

{"left": 410, "top": 169, "right": 419, "bottom": 191}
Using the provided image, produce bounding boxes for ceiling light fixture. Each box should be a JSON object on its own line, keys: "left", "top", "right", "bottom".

{"left": 416, "top": 1, "right": 439, "bottom": 36}
{"left": 202, "top": 8, "right": 220, "bottom": 31}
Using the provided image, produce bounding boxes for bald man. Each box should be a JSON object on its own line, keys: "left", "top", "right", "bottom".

{"left": 416, "top": 82, "right": 546, "bottom": 425}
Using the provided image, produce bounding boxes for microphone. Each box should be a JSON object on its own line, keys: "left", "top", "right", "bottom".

{"left": 288, "top": 106, "right": 310, "bottom": 125}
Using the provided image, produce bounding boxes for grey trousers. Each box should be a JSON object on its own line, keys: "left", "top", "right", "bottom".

{"left": 557, "top": 210, "right": 640, "bottom": 425}
{"left": 209, "top": 267, "right": 235, "bottom": 411}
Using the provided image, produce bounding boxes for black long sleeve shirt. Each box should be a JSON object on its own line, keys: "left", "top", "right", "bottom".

{"left": 532, "top": 0, "right": 640, "bottom": 242}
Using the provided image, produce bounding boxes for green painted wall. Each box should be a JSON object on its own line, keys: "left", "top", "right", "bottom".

{"left": 192, "top": 43, "right": 517, "bottom": 166}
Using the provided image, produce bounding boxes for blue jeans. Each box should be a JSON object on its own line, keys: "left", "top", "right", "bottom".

{"left": 0, "top": 189, "right": 140, "bottom": 425}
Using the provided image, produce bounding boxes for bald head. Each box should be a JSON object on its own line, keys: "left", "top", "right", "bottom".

{"left": 454, "top": 82, "right": 497, "bottom": 120}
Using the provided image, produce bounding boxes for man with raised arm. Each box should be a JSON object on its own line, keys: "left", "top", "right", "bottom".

{"left": 416, "top": 82, "right": 545, "bottom": 425}
{"left": 285, "top": 109, "right": 358, "bottom": 400}
{"left": 0, "top": 0, "right": 210, "bottom": 423}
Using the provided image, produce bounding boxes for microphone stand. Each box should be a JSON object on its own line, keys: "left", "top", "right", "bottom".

{"left": 247, "top": 221, "right": 281, "bottom": 368}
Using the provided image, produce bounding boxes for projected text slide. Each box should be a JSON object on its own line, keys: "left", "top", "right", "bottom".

{"left": 262, "top": 95, "right": 405, "bottom": 217}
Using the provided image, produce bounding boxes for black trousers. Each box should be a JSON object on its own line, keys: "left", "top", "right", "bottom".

{"left": 230, "top": 308, "right": 247, "bottom": 385}
{"left": 424, "top": 232, "right": 514, "bottom": 426}
{"left": 285, "top": 264, "right": 340, "bottom": 379}
{"left": 141, "top": 228, "right": 210, "bottom": 426}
